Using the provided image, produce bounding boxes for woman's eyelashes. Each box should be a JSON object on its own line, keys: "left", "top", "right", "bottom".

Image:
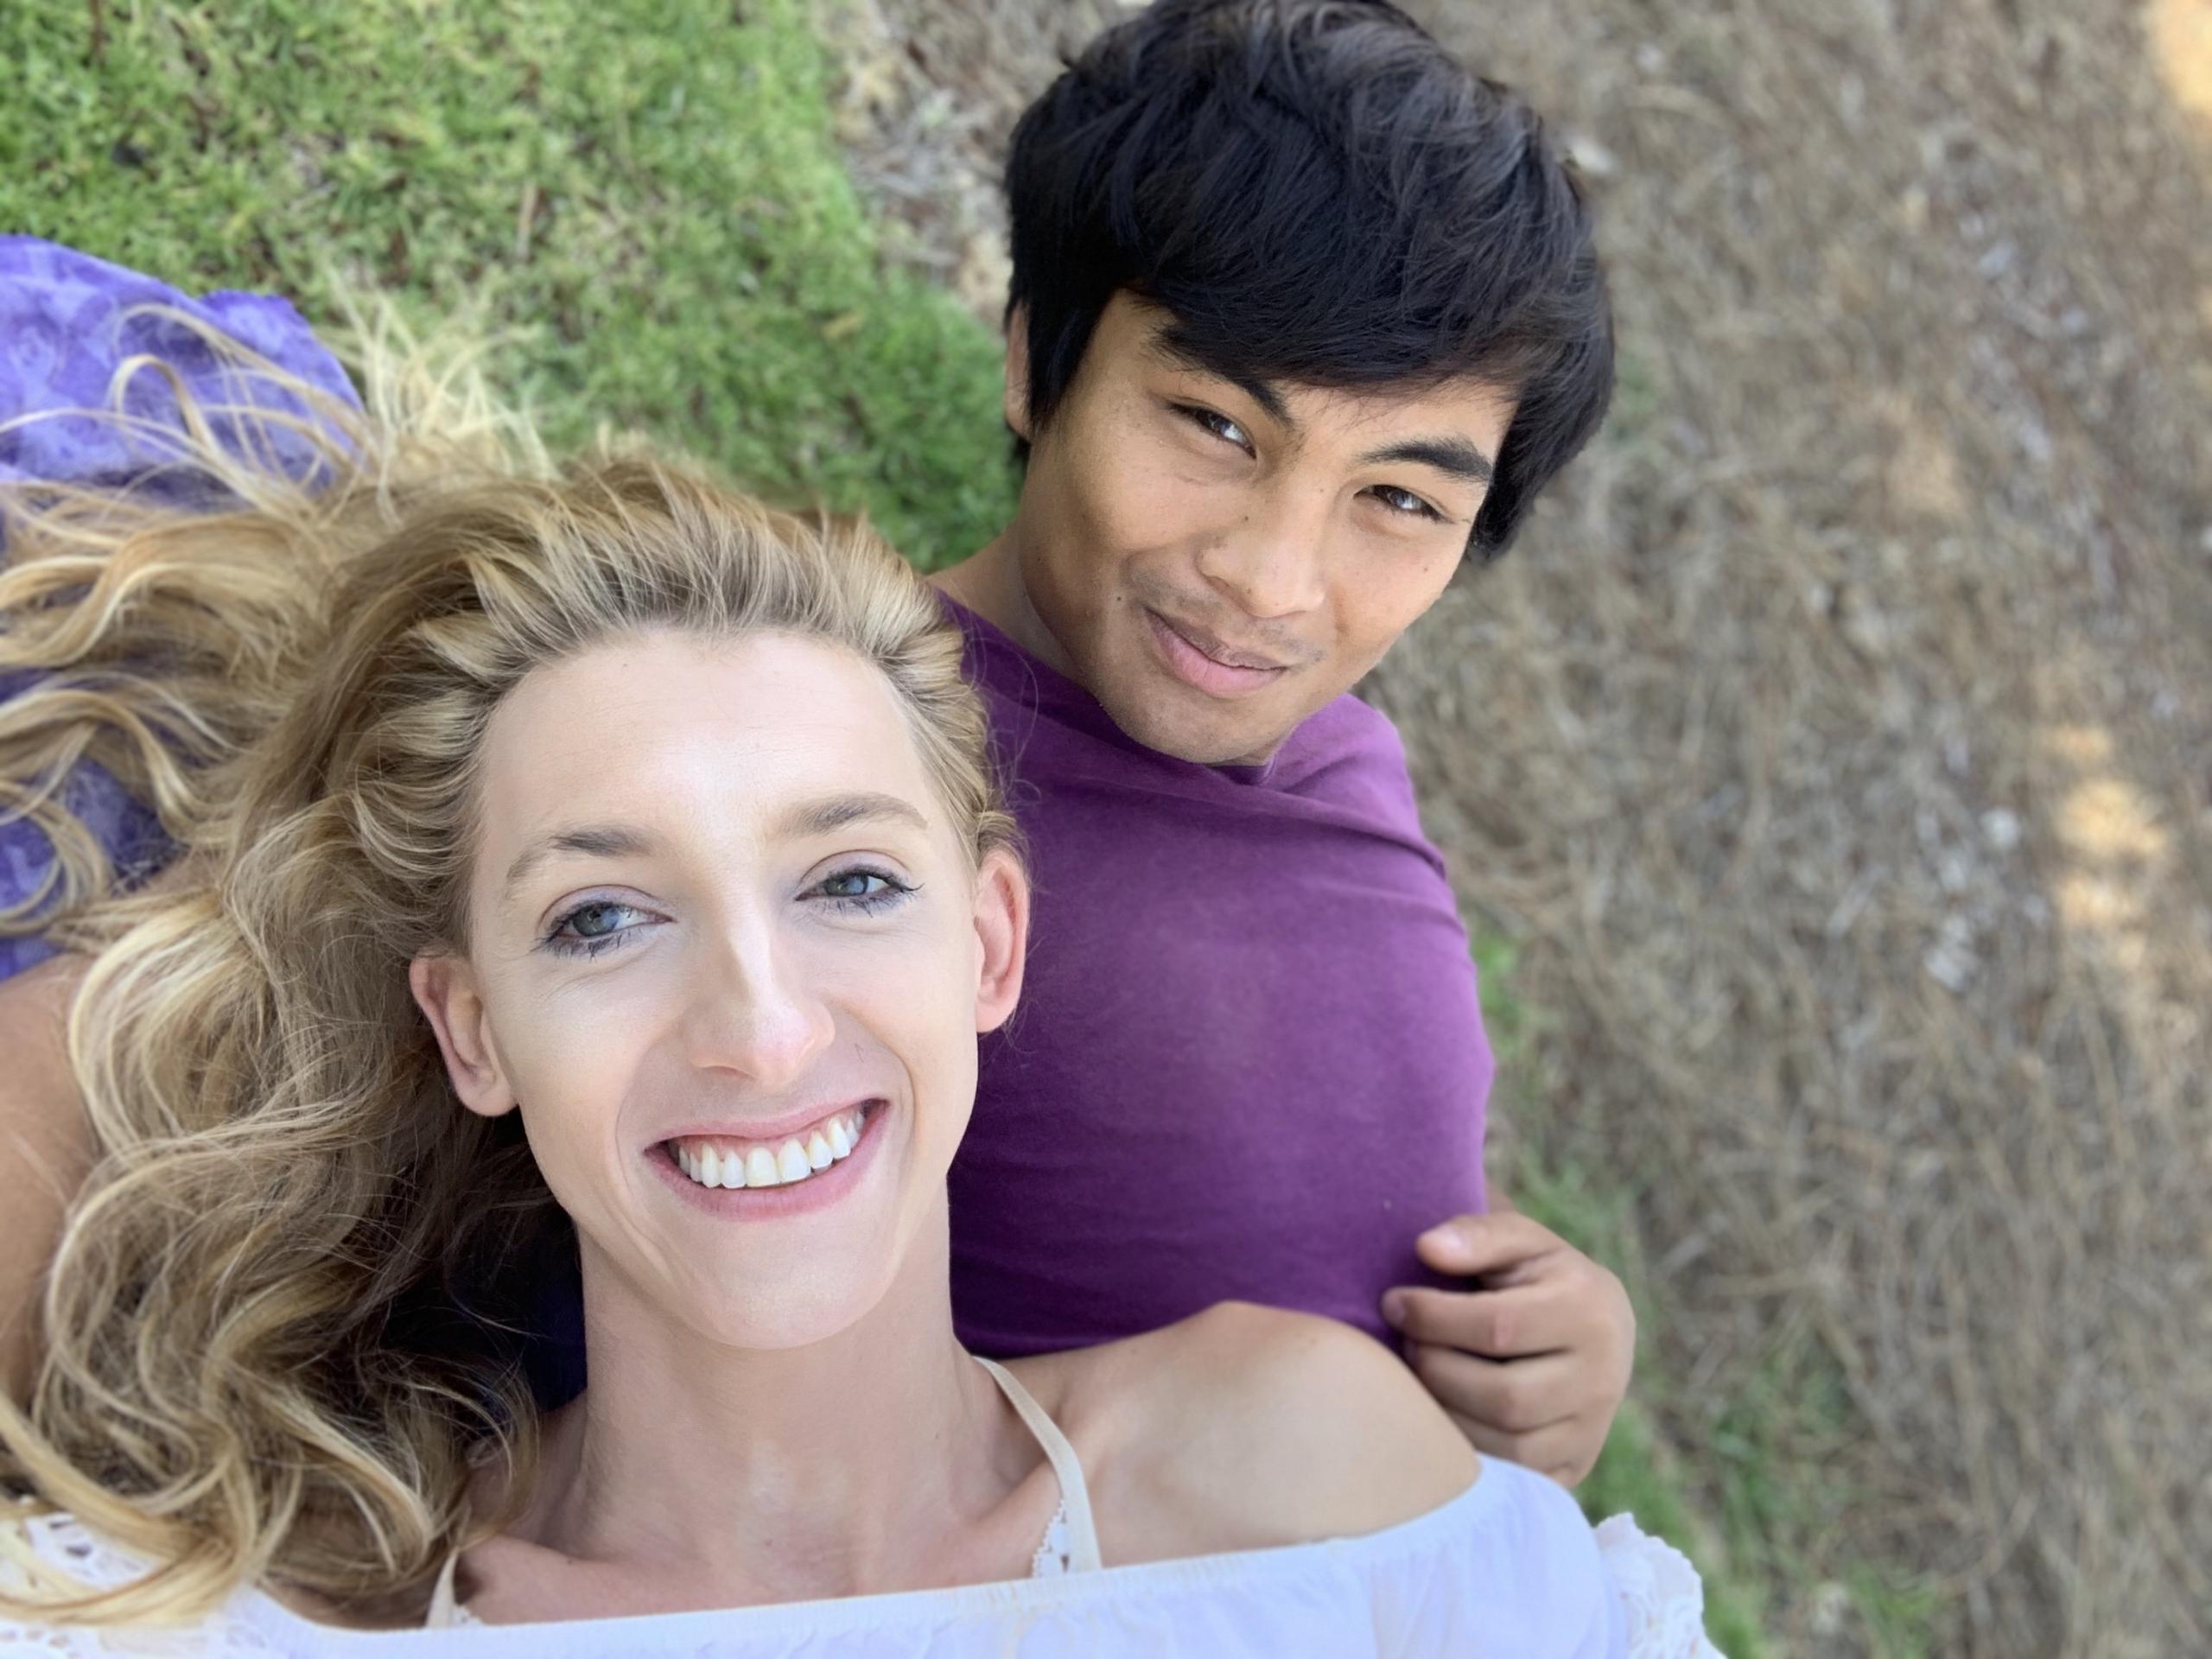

{"left": 809, "top": 865, "right": 916, "bottom": 915}
{"left": 539, "top": 867, "right": 915, "bottom": 957}
{"left": 543, "top": 898, "right": 657, "bottom": 958}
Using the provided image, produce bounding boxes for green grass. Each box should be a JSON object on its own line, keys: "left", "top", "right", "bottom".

{"left": 2, "top": 0, "right": 1015, "bottom": 568}
{"left": 1505, "top": 1154, "right": 1772, "bottom": 1658}
{"left": 1477, "top": 932, "right": 1765, "bottom": 1654}
{"left": 1480, "top": 929, "right": 1939, "bottom": 1656}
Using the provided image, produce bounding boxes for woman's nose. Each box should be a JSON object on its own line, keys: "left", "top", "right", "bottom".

{"left": 683, "top": 925, "right": 837, "bottom": 1090}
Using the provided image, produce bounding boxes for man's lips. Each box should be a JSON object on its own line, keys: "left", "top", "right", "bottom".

{"left": 1143, "top": 608, "right": 1295, "bottom": 699}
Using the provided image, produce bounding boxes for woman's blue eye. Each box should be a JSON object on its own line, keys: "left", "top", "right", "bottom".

{"left": 569, "top": 902, "right": 631, "bottom": 937}
{"left": 545, "top": 899, "right": 648, "bottom": 957}
{"left": 813, "top": 868, "right": 913, "bottom": 912}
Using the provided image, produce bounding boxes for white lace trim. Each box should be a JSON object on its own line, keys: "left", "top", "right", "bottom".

{"left": 1028, "top": 1498, "right": 1075, "bottom": 1579}
{"left": 4, "top": 1513, "right": 149, "bottom": 1596}
{"left": 1595, "top": 1512, "right": 1729, "bottom": 1659}
{"left": 0, "top": 1512, "right": 283, "bottom": 1654}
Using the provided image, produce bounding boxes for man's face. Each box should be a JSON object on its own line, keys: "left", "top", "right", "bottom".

{"left": 1007, "top": 295, "right": 1517, "bottom": 766}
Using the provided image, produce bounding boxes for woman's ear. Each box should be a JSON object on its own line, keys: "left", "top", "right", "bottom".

{"left": 971, "top": 847, "right": 1029, "bottom": 1036}
{"left": 1002, "top": 304, "right": 1034, "bottom": 442}
{"left": 410, "top": 954, "right": 519, "bottom": 1119}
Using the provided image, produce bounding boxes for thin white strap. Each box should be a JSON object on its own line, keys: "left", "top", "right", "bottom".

{"left": 423, "top": 1544, "right": 466, "bottom": 1627}
{"left": 974, "top": 1357, "right": 1104, "bottom": 1573}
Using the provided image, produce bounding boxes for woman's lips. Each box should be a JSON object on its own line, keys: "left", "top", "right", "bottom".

{"left": 649, "top": 1102, "right": 887, "bottom": 1220}
{"left": 1144, "top": 608, "right": 1290, "bottom": 700}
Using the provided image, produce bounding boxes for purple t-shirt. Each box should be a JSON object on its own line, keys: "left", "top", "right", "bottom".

{"left": 948, "top": 602, "right": 1491, "bottom": 1356}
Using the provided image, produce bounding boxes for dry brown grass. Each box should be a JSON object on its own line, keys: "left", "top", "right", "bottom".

{"left": 832, "top": 2, "right": 2212, "bottom": 1651}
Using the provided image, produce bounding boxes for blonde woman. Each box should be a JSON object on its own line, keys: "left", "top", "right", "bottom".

{"left": 0, "top": 267, "right": 1716, "bottom": 1656}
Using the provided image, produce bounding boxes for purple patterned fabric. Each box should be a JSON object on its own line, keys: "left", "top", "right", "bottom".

{"left": 0, "top": 238, "right": 360, "bottom": 978}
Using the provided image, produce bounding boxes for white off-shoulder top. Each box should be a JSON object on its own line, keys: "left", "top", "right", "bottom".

{"left": 1, "top": 1360, "right": 1721, "bottom": 1656}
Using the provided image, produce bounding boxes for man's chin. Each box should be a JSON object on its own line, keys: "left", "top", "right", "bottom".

{"left": 1094, "top": 677, "right": 1300, "bottom": 768}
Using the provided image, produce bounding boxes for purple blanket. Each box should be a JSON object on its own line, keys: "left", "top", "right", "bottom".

{"left": 0, "top": 238, "right": 359, "bottom": 977}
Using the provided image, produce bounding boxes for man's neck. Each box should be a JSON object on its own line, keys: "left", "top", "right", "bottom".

{"left": 524, "top": 1221, "right": 1023, "bottom": 1599}
{"left": 930, "top": 531, "right": 1077, "bottom": 680}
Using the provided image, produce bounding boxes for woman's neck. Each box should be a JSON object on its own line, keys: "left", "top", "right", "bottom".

{"left": 514, "top": 1224, "right": 1030, "bottom": 1602}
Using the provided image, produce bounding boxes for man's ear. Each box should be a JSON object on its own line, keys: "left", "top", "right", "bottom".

{"left": 971, "top": 847, "right": 1029, "bottom": 1036}
{"left": 410, "top": 954, "right": 518, "bottom": 1119}
{"left": 1002, "top": 303, "right": 1034, "bottom": 442}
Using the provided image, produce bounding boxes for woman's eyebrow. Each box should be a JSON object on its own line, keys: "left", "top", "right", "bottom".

{"left": 504, "top": 823, "right": 658, "bottom": 895}
{"left": 773, "top": 791, "right": 931, "bottom": 840}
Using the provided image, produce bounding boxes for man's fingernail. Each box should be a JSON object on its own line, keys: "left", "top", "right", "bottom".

{"left": 1382, "top": 1291, "right": 1407, "bottom": 1325}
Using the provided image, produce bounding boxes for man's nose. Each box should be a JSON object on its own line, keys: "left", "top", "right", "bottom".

{"left": 682, "top": 921, "right": 837, "bottom": 1090}
{"left": 1193, "top": 487, "right": 1331, "bottom": 620}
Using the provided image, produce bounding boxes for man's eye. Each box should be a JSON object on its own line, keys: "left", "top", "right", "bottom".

{"left": 1178, "top": 404, "right": 1251, "bottom": 452}
{"left": 1370, "top": 486, "right": 1443, "bottom": 521}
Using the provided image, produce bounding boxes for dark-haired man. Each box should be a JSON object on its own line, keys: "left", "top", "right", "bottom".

{"left": 930, "top": 0, "right": 1633, "bottom": 1485}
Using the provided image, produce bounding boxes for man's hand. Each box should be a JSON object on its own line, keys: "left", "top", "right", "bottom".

{"left": 1380, "top": 1211, "right": 1635, "bottom": 1488}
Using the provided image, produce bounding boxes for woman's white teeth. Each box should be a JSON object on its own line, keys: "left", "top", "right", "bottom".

{"left": 672, "top": 1110, "right": 866, "bottom": 1191}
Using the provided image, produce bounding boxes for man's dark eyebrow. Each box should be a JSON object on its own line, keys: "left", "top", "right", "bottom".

{"left": 505, "top": 824, "right": 658, "bottom": 895}
{"left": 773, "top": 791, "right": 931, "bottom": 841}
{"left": 1145, "top": 335, "right": 1293, "bottom": 428}
{"left": 1357, "top": 435, "right": 1496, "bottom": 487}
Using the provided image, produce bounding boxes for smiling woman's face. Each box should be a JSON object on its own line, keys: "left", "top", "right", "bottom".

{"left": 410, "top": 628, "right": 1024, "bottom": 1351}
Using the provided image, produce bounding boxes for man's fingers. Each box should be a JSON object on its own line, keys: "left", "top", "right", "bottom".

{"left": 1403, "top": 1340, "right": 1584, "bottom": 1437}
{"left": 1384, "top": 1280, "right": 1574, "bottom": 1359}
{"left": 1414, "top": 1209, "right": 1564, "bottom": 1280}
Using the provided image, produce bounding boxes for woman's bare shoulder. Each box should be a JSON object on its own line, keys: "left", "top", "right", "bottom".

{"left": 1027, "top": 1302, "right": 1480, "bottom": 1567}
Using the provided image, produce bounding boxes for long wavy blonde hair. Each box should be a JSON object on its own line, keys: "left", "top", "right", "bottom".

{"left": 0, "top": 327, "right": 1011, "bottom": 1626}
